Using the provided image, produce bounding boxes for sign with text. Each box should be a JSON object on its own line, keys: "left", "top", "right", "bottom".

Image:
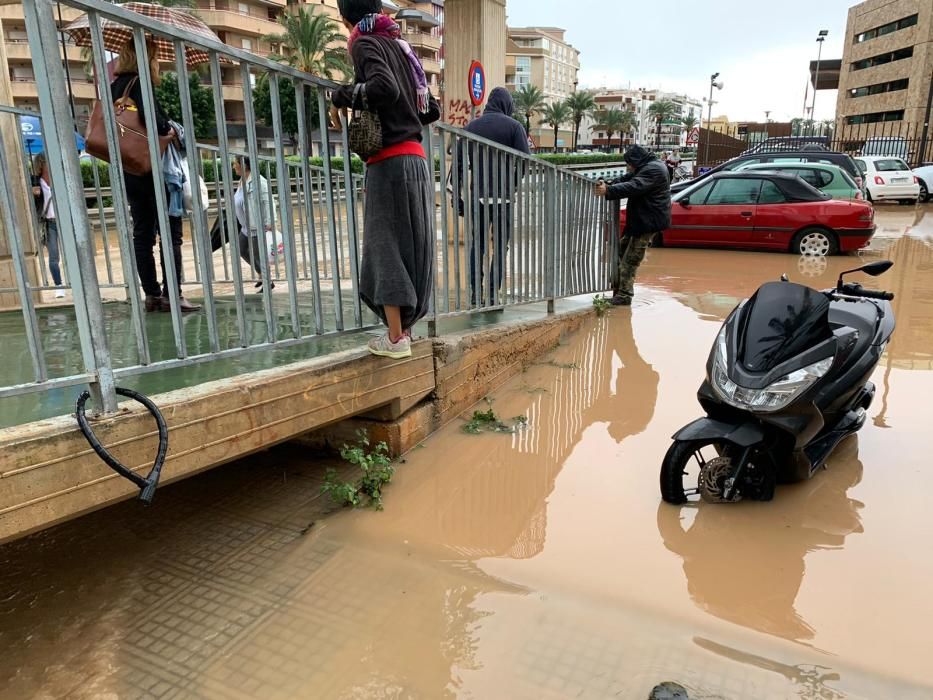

{"left": 468, "top": 60, "right": 486, "bottom": 107}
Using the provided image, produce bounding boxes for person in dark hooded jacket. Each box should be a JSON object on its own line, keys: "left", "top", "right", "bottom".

{"left": 459, "top": 87, "right": 530, "bottom": 306}
{"left": 594, "top": 145, "right": 671, "bottom": 306}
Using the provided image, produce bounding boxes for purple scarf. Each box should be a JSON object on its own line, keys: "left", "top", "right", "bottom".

{"left": 349, "top": 13, "right": 429, "bottom": 114}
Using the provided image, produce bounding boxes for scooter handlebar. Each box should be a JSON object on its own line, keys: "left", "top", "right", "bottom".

{"left": 836, "top": 283, "right": 894, "bottom": 301}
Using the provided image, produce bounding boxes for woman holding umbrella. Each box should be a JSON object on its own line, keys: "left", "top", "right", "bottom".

{"left": 65, "top": 4, "right": 221, "bottom": 313}
{"left": 111, "top": 37, "right": 199, "bottom": 313}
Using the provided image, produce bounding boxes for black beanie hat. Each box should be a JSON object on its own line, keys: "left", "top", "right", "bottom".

{"left": 337, "top": 0, "right": 382, "bottom": 25}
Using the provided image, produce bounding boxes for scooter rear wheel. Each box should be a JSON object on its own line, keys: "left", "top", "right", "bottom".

{"left": 660, "top": 439, "right": 727, "bottom": 505}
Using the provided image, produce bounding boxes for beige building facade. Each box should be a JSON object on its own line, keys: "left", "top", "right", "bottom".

{"left": 505, "top": 26, "right": 579, "bottom": 149}
{"left": 835, "top": 0, "right": 932, "bottom": 139}
{"left": 0, "top": 0, "right": 443, "bottom": 131}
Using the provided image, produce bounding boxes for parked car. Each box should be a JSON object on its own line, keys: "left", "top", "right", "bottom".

{"left": 855, "top": 156, "right": 921, "bottom": 204}
{"left": 912, "top": 163, "right": 933, "bottom": 202}
{"left": 735, "top": 162, "right": 862, "bottom": 201}
{"left": 860, "top": 136, "right": 910, "bottom": 162}
{"left": 622, "top": 171, "right": 875, "bottom": 256}
{"left": 672, "top": 150, "right": 865, "bottom": 195}
{"left": 740, "top": 136, "right": 830, "bottom": 155}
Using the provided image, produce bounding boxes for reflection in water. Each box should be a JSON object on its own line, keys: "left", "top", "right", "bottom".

{"left": 389, "top": 313, "right": 657, "bottom": 562}
{"left": 694, "top": 637, "right": 845, "bottom": 700}
{"left": 657, "top": 439, "right": 864, "bottom": 643}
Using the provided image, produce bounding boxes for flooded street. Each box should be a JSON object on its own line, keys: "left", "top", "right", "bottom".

{"left": 2, "top": 206, "right": 933, "bottom": 699}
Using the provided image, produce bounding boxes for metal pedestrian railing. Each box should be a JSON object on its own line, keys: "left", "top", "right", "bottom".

{"left": 0, "top": 0, "right": 617, "bottom": 419}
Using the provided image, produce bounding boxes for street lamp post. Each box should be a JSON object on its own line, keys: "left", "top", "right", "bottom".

{"left": 810, "top": 30, "right": 828, "bottom": 124}
{"left": 703, "top": 72, "right": 722, "bottom": 167}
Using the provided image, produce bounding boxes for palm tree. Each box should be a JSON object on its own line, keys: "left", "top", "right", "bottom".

{"left": 594, "top": 107, "right": 631, "bottom": 152}
{"left": 263, "top": 9, "right": 350, "bottom": 79}
{"left": 565, "top": 90, "right": 596, "bottom": 152}
{"left": 512, "top": 84, "right": 546, "bottom": 134}
{"left": 618, "top": 109, "right": 637, "bottom": 149}
{"left": 647, "top": 99, "right": 678, "bottom": 149}
{"left": 540, "top": 101, "right": 571, "bottom": 152}
{"left": 681, "top": 113, "right": 698, "bottom": 132}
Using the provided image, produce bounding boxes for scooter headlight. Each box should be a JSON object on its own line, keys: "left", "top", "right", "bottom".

{"left": 711, "top": 329, "right": 833, "bottom": 412}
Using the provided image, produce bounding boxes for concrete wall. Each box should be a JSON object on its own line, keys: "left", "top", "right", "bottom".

{"left": 0, "top": 306, "right": 593, "bottom": 544}
{"left": 0, "top": 28, "right": 41, "bottom": 311}
{"left": 443, "top": 0, "right": 506, "bottom": 128}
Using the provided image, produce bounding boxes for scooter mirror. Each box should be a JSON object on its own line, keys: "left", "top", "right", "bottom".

{"left": 860, "top": 260, "right": 894, "bottom": 277}
{"left": 837, "top": 259, "right": 893, "bottom": 289}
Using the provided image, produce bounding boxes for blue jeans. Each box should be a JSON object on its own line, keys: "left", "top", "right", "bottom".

{"left": 45, "top": 220, "right": 62, "bottom": 286}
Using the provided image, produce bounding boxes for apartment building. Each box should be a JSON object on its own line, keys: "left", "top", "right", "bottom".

{"left": 579, "top": 88, "right": 701, "bottom": 152}
{"left": 505, "top": 26, "right": 580, "bottom": 149}
{"left": 835, "top": 0, "right": 932, "bottom": 136}
{"left": 1, "top": 0, "right": 442, "bottom": 135}
{"left": 1, "top": 4, "right": 95, "bottom": 124}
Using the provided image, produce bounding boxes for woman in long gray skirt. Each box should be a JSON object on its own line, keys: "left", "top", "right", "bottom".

{"left": 333, "top": 0, "right": 439, "bottom": 359}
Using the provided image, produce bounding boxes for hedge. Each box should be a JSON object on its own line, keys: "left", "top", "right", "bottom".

{"left": 79, "top": 155, "right": 366, "bottom": 189}
{"left": 537, "top": 153, "right": 629, "bottom": 167}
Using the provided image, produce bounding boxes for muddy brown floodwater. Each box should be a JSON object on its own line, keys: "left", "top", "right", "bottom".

{"left": 2, "top": 207, "right": 933, "bottom": 699}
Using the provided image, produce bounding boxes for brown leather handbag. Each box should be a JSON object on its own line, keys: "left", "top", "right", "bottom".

{"left": 85, "top": 76, "right": 172, "bottom": 177}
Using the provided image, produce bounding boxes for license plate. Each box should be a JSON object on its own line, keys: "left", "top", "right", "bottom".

{"left": 891, "top": 177, "right": 909, "bottom": 183}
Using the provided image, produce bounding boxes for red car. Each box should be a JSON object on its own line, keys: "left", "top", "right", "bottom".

{"left": 620, "top": 171, "right": 875, "bottom": 255}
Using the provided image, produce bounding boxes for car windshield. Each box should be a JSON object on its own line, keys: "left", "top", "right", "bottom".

{"left": 875, "top": 159, "right": 910, "bottom": 172}
{"left": 855, "top": 159, "right": 867, "bottom": 173}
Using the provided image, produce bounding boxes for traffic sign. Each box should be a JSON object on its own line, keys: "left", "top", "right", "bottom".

{"left": 468, "top": 60, "right": 486, "bottom": 107}
{"left": 686, "top": 126, "right": 700, "bottom": 146}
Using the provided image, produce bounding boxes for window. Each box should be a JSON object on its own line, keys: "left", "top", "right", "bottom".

{"left": 875, "top": 159, "right": 909, "bottom": 172}
{"left": 706, "top": 178, "right": 761, "bottom": 205}
{"left": 238, "top": 2, "right": 248, "bottom": 14}
{"left": 792, "top": 169, "right": 832, "bottom": 188}
{"left": 855, "top": 159, "right": 867, "bottom": 174}
{"left": 846, "top": 110, "right": 904, "bottom": 125}
{"left": 854, "top": 14, "right": 918, "bottom": 43}
{"left": 682, "top": 181, "right": 715, "bottom": 204}
{"left": 758, "top": 181, "right": 786, "bottom": 204}
{"left": 851, "top": 46, "right": 913, "bottom": 71}
{"left": 849, "top": 78, "right": 909, "bottom": 98}
{"left": 242, "top": 38, "right": 252, "bottom": 51}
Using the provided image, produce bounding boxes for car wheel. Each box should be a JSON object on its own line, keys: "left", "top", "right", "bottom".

{"left": 919, "top": 180, "right": 929, "bottom": 202}
{"left": 792, "top": 228, "right": 838, "bottom": 257}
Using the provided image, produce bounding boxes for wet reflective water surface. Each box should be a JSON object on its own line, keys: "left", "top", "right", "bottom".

{"left": 2, "top": 207, "right": 933, "bottom": 699}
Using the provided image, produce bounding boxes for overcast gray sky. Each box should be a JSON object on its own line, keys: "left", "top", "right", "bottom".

{"left": 505, "top": 0, "right": 856, "bottom": 122}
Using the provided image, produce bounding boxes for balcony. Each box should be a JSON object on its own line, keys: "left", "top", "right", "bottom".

{"left": 403, "top": 30, "right": 441, "bottom": 53}
{"left": 4, "top": 41, "right": 86, "bottom": 64}
{"left": 421, "top": 58, "right": 441, "bottom": 76}
{"left": 198, "top": 9, "right": 283, "bottom": 37}
{"left": 10, "top": 78, "right": 97, "bottom": 102}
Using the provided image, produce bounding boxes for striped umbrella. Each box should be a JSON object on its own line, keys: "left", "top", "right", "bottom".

{"left": 64, "top": 2, "right": 222, "bottom": 67}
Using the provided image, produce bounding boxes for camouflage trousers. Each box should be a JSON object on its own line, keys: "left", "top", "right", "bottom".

{"left": 613, "top": 232, "right": 654, "bottom": 301}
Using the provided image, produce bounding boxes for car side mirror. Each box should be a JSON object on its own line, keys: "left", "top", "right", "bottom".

{"left": 679, "top": 197, "right": 691, "bottom": 208}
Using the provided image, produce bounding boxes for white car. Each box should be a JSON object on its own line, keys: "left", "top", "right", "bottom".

{"left": 855, "top": 156, "right": 921, "bottom": 205}
{"left": 913, "top": 164, "right": 933, "bottom": 202}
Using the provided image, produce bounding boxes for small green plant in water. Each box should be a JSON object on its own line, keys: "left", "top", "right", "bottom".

{"left": 321, "top": 430, "right": 395, "bottom": 510}
{"left": 462, "top": 405, "right": 528, "bottom": 435}
{"left": 593, "top": 294, "right": 612, "bottom": 316}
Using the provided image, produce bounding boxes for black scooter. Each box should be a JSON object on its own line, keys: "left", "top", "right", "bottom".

{"left": 661, "top": 260, "right": 896, "bottom": 504}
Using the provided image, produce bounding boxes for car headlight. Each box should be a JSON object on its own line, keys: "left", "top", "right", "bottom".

{"left": 711, "top": 328, "right": 833, "bottom": 412}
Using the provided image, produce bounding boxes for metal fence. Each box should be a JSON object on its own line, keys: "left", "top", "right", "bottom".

{"left": 698, "top": 121, "right": 933, "bottom": 169}
{"left": 0, "top": 0, "right": 616, "bottom": 418}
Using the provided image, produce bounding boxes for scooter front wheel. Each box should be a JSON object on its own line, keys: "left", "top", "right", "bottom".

{"left": 660, "top": 439, "right": 730, "bottom": 505}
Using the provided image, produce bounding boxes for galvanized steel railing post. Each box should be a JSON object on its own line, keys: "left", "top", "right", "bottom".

{"left": 545, "top": 166, "right": 558, "bottom": 314}
{"left": 23, "top": 0, "right": 117, "bottom": 412}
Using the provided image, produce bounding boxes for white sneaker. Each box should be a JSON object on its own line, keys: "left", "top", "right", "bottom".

{"left": 367, "top": 333, "right": 411, "bottom": 359}
{"left": 54, "top": 289, "right": 66, "bottom": 299}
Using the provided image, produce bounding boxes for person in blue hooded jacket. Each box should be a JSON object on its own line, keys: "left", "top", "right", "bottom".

{"left": 459, "top": 87, "right": 530, "bottom": 306}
